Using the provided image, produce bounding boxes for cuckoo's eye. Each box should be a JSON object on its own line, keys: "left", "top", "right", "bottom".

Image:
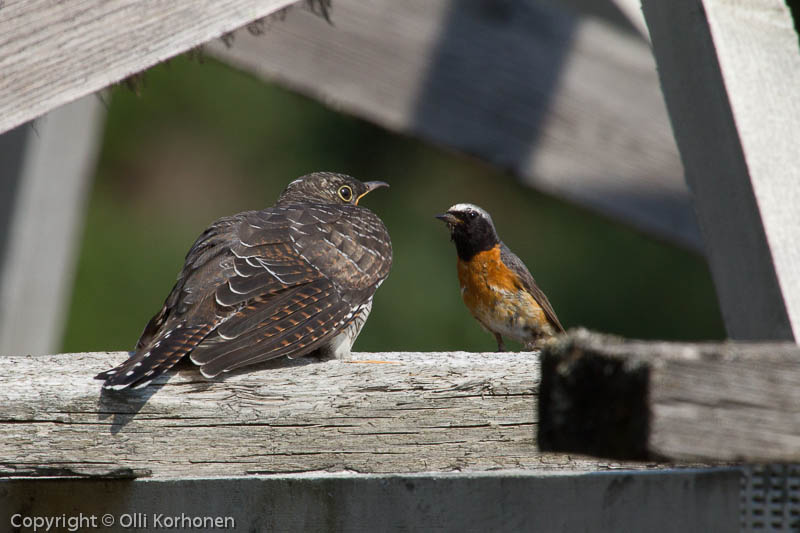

{"left": 338, "top": 185, "right": 353, "bottom": 202}
{"left": 468, "top": 211, "right": 477, "bottom": 219}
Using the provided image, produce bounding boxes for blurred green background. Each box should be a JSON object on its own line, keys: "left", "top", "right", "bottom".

{"left": 61, "top": 55, "right": 725, "bottom": 354}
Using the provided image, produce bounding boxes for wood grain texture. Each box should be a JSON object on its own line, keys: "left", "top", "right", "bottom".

{"left": 0, "top": 0, "right": 298, "bottom": 135}
{"left": 642, "top": 0, "right": 800, "bottom": 339}
{"left": 208, "top": 0, "right": 700, "bottom": 250}
{"left": 0, "top": 350, "right": 657, "bottom": 479}
{"left": 539, "top": 329, "right": 800, "bottom": 462}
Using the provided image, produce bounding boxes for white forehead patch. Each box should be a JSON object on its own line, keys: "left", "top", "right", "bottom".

{"left": 447, "top": 203, "right": 493, "bottom": 223}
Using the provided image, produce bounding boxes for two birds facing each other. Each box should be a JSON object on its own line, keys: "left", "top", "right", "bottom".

{"left": 96, "top": 172, "right": 564, "bottom": 390}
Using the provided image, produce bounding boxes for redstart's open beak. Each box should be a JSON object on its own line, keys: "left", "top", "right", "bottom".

{"left": 435, "top": 212, "right": 461, "bottom": 226}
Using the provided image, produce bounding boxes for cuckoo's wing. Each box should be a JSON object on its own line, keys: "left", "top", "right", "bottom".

{"left": 189, "top": 280, "right": 360, "bottom": 377}
{"left": 499, "top": 243, "right": 564, "bottom": 333}
{"left": 187, "top": 204, "right": 391, "bottom": 376}
{"left": 96, "top": 214, "right": 247, "bottom": 389}
{"left": 96, "top": 204, "right": 391, "bottom": 389}
{"left": 133, "top": 216, "right": 242, "bottom": 351}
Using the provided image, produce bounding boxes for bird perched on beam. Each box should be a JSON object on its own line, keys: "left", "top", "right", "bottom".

{"left": 96, "top": 172, "right": 392, "bottom": 390}
{"left": 436, "top": 203, "right": 563, "bottom": 351}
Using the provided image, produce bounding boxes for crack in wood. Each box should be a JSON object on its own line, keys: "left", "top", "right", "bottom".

{"left": 0, "top": 350, "right": 658, "bottom": 478}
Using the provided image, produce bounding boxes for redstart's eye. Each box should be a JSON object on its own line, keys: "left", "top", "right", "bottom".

{"left": 338, "top": 185, "right": 353, "bottom": 202}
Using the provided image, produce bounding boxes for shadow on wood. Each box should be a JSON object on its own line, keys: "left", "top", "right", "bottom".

{"left": 1, "top": 350, "right": 660, "bottom": 479}
{"left": 208, "top": 0, "right": 697, "bottom": 250}
{"left": 538, "top": 329, "right": 800, "bottom": 462}
{"left": 0, "top": 470, "right": 741, "bottom": 531}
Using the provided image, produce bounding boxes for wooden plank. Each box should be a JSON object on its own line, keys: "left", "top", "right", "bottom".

{"left": 208, "top": 0, "right": 700, "bottom": 250}
{"left": 0, "top": 470, "right": 741, "bottom": 532}
{"left": 0, "top": 350, "right": 667, "bottom": 479}
{"left": 0, "top": 0, "right": 299, "bottom": 135}
{"left": 538, "top": 329, "right": 800, "bottom": 462}
{"left": 0, "top": 95, "right": 105, "bottom": 356}
{"left": 641, "top": 0, "right": 800, "bottom": 339}
{"left": 554, "top": 0, "right": 649, "bottom": 39}
{"left": 609, "top": 0, "right": 649, "bottom": 38}
{"left": 0, "top": 125, "right": 28, "bottom": 272}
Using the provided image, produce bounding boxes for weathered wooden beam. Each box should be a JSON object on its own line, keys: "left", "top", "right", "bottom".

{"left": 0, "top": 350, "right": 661, "bottom": 479}
{"left": 0, "top": 470, "right": 741, "bottom": 532}
{"left": 554, "top": 0, "right": 649, "bottom": 39}
{"left": 0, "top": 0, "right": 299, "bottom": 135}
{"left": 641, "top": 0, "right": 800, "bottom": 339}
{"left": 609, "top": 0, "right": 649, "bottom": 39}
{"left": 0, "top": 124, "right": 28, "bottom": 269}
{"left": 208, "top": 0, "right": 699, "bottom": 250}
{"left": 0, "top": 95, "right": 105, "bottom": 356}
{"left": 538, "top": 330, "right": 800, "bottom": 462}
{"left": 0, "top": 348, "right": 747, "bottom": 529}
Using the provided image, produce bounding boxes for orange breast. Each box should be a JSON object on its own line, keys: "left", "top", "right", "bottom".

{"left": 456, "top": 245, "right": 552, "bottom": 340}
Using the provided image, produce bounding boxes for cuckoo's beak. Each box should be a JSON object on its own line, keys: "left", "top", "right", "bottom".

{"left": 355, "top": 181, "right": 390, "bottom": 205}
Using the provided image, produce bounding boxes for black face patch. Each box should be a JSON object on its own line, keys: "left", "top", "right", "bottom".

{"left": 448, "top": 210, "right": 499, "bottom": 261}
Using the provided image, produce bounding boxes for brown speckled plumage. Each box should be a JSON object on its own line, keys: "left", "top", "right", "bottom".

{"left": 96, "top": 172, "right": 392, "bottom": 389}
